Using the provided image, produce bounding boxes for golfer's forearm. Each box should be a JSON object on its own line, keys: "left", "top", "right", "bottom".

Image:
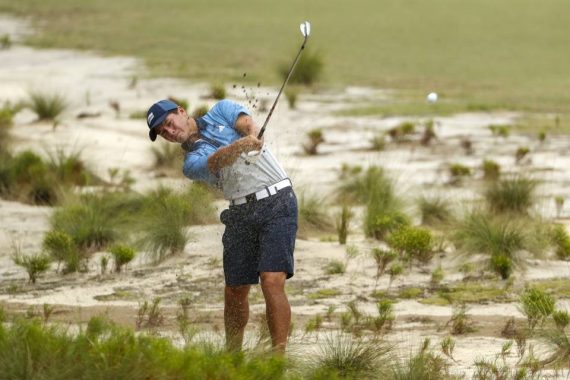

{"left": 207, "top": 140, "right": 245, "bottom": 174}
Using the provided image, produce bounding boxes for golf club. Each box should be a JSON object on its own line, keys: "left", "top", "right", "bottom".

{"left": 244, "top": 21, "right": 311, "bottom": 164}
{"left": 257, "top": 20, "right": 311, "bottom": 140}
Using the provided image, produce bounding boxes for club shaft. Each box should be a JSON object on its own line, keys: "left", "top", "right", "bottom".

{"left": 257, "top": 37, "right": 308, "bottom": 139}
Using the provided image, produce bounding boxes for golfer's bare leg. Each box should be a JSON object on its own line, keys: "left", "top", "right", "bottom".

{"left": 260, "top": 272, "right": 290, "bottom": 353}
{"left": 224, "top": 285, "right": 251, "bottom": 352}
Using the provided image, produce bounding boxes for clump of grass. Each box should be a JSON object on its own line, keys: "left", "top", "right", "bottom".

{"left": 297, "top": 191, "right": 333, "bottom": 238}
{"left": 110, "top": 244, "right": 135, "bottom": 273}
{"left": 549, "top": 224, "right": 570, "bottom": 260}
{"left": 453, "top": 212, "right": 530, "bottom": 276}
{"left": 281, "top": 48, "right": 323, "bottom": 86}
{"left": 390, "top": 339, "right": 454, "bottom": 380}
{"left": 304, "top": 314, "right": 323, "bottom": 333}
{"left": 482, "top": 159, "right": 501, "bottom": 181}
{"left": 370, "top": 133, "right": 386, "bottom": 151}
{"left": 370, "top": 299, "right": 395, "bottom": 333}
{"left": 445, "top": 304, "right": 476, "bottom": 335}
{"left": 417, "top": 195, "right": 453, "bottom": 226}
{"left": 285, "top": 86, "right": 299, "bottom": 109}
{"left": 0, "top": 34, "right": 11, "bottom": 49}
{"left": 167, "top": 96, "right": 188, "bottom": 110}
{"left": 448, "top": 163, "right": 471, "bottom": 184}
{"left": 515, "top": 146, "right": 530, "bottom": 164}
{"left": 484, "top": 175, "right": 538, "bottom": 215}
{"left": 371, "top": 248, "right": 397, "bottom": 284}
{"left": 26, "top": 90, "right": 68, "bottom": 122}
{"left": 137, "top": 188, "right": 193, "bottom": 261}
{"left": 420, "top": 120, "right": 437, "bottom": 146}
{"left": 51, "top": 192, "right": 131, "bottom": 252}
{"left": 42, "top": 230, "right": 81, "bottom": 273}
{"left": 325, "top": 259, "right": 346, "bottom": 275}
{"left": 151, "top": 141, "right": 183, "bottom": 171}
{"left": 136, "top": 298, "right": 164, "bottom": 330}
{"left": 303, "top": 128, "right": 325, "bottom": 155}
{"left": 387, "top": 121, "right": 416, "bottom": 143}
{"left": 489, "top": 124, "right": 510, "bottom": 138}
{"left": 210, "top": 84, "right": 226, "bottom": 100}
{"left": 191, "top": 104, "right": 210, "bottom": 118}
{"left": 387, "top": 226, "right": 434, "bottom": 265}
{"left": 11, "top": 246, "right": 51, "bottom": 284}
{"left": 335, "top": 204, "right": 353, "bottom": 245}
{"left": 46, "top": 147, "right": 97, "bottom": 186}
{"left": 460, "top": 137, "right": 473, "bottom": 155}
{"left": 519, "top": 287, "right": 555, "bottom": 330}
{"left": 431, "top": 266, "right": 445, "bottom": 288}
{"left": 554, "top": 196, "right": 564, "bottom": 218}
{"left": 309, "top": 332, "right": 391, "bottom": 379}
{"left": 552, "top": 310, "right": 570, "bottom": 330}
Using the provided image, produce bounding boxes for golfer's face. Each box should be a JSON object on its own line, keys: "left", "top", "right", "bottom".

{"left": 156, "top": 109, "right": 190, "bottom": 143}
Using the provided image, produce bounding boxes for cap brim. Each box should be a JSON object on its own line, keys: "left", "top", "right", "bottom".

{"left": 148, "top": 112, "right": 169, "bottom": 142}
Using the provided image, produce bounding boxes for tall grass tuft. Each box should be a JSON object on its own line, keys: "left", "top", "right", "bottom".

{"left": 337, "top": 166, "right": 408, "bottom": 240}
{"left": 484, "top": 175, "right": 538, "bottom": 215}
{"left": 297, "top": 191, "right": 333, "bottom": 238}
{"left": 390, "top": 339, "right": 455, "bottom": 380}
{"left": 417, "top": 195, "right": 453, "bottom": 226}
{"left": 46, "top": 147, "right": 97, "bottom": 186}
{"left": 519, "top": 287, "right": 555, "bottom": 330}
{"left": 27, "top": 90, "right": 68, "bottom": 121}
{"left": 335, "top": 204, "right": 353, "bottom": 244}
{"left": 453, "top": 212, "right": 529, "bottom": 274}
{"left": 303, "top": 128, "right": 324, "bottom": 155}
{"left": 137, "top": 188, "right": 193, "bottom": 261}
{"left": 309, "top": 332, "right": 391, "bottom": 379}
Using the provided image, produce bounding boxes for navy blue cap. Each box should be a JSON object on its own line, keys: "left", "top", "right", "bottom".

{"left": 146, "top": 99, "right": 178, "bottom": 141}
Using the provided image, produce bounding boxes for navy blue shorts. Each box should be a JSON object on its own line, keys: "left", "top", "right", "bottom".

{"left": 220, "top": 187, "right": 298, "bottom": 287}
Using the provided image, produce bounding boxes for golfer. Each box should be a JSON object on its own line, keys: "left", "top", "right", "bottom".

{"left": 145, "top": 99, "right": 297, "bottom": 353}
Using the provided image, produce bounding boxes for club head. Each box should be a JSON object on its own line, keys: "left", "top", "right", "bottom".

{"left": 300, "top": 21, "right": 311, "bottom": 38}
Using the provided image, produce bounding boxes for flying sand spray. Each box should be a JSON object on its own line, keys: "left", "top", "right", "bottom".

{"left": 244, "top": 21, "right": 311, "bottom": 163}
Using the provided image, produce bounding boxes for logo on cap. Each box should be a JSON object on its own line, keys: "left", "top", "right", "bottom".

{"left": 148, "top": 113, "right": 155, "bottom": 124}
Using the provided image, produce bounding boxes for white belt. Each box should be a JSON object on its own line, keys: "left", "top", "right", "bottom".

{"left": 230, "top": 178, "right": 292, "bottom": 206}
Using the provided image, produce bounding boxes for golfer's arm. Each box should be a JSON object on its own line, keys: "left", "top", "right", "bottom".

{"left": 207, "top": 114, "right": 261, "bottom": 174}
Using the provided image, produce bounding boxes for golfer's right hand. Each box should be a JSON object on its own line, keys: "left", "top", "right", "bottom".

{"left": 238, "top": 135, "right": 263, "bottom": 153}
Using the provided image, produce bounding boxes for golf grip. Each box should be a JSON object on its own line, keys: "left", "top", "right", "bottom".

{"left": 257, "top": 39, "right": 308, "bottom": 140}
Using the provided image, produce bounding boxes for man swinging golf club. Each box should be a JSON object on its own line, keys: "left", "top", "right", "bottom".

{"left": 145, "top": 21, "right": 310, "bottom": 354}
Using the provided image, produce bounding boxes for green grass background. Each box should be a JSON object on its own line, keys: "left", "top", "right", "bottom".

{"left": 1, "top": 0, "right": 570, "bottom": 112}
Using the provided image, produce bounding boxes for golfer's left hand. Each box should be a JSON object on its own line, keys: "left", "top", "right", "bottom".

{"left": 239, "top": 135, "right": 263, "bottom": 153}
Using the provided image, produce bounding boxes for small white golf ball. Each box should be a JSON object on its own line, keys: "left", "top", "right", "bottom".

{"left": 427, "top": 92, "right": 438, "bottom": 103}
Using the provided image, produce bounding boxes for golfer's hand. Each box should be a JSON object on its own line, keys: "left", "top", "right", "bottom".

{"left": 238, "top": 135, "right": 263, "bottom": 153}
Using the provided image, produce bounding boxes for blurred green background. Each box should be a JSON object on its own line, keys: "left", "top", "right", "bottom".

{"left": 1, "top": 0, "right": 569, "bottom": 112}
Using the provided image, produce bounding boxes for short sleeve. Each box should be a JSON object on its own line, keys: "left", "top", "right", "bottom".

{"left": 183, "top": 151, "right": 218, "bottom": 185}
{"left": 208, "top": 100, "right": 251, "bottom": 129}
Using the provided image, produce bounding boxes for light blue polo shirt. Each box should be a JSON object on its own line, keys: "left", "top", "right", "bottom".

{"left": 183, "top": 100, "right": 288, "bottom": 200}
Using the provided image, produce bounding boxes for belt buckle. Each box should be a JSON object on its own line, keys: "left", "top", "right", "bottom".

{"left": 245, "top": 193, "right": 257, "bottom": 203}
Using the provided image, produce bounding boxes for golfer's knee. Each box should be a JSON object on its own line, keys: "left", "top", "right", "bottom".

{"left": 225, "top": 285, "right": 250, "bottom": 303}
{"left": 260, "top": 272, "right": 286, "bottom": 292}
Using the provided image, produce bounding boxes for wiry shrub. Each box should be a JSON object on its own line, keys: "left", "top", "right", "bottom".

{"left": 370, "top": 299, "right": 395, "bottom": 333}
{"left": 281, "top": 48, "right": 323, "bottom": 86}
{"left": 448, "top": 163, "right": 471, "bottom": 184}
{"left": 515, "top": 146, "right": 530, "bottom": 164}
{"left": 136, "top": 298, "right": 165, "bottom": 330}
{"left": 552, "top": 310, "right": 570, "bottom": 330}
{"left": 309, "top": 332, "right": 391, "bottom": 379}
{"left": 431, "top": 266, "right": 445, "bottom": 288}
{"left": 445, "top": 304, "right": 475, "bottom": 335}
{"left": 420, "top": 120, "right": 437, "bottom": 146}
{"left": 370, "top": 133, "right": 386, "bottom": 151}
{"left": 387, "top": 226, "right": 434, "bottom": 265}
{"left": 110, "top": 244, "right": 135, "bottom": 273}
{"left": 303, "top": 128, "right": 324, "bottom": 155}
{"left": 42, "top": 230, "right": 80, "bottom": 273}
{"left": 417, "top": 195, "right": 453, "bottom": 226}
{"left": 12, "top": 248, "right": 51, "bottom": 284}
{"left": 371, "top": 248, "right": 397, "bottom": 284}
{"left": 484, "top": 176, "right": 537, "bottom": 215}
{"left": 26, "top": 91, "right": 68, "bottom": 121}
{"left": 538, "top": 326, "right": 570, "bottom": 369}
{"left": 489, "top": 124, "right": 510, "bottom": 138}
{"left": 519, "top": 287, "right": 555, "bottom": 330}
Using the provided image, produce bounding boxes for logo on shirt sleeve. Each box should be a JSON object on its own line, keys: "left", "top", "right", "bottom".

{"left": 218, "top": 125, "right": 225, "bottom": 132}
